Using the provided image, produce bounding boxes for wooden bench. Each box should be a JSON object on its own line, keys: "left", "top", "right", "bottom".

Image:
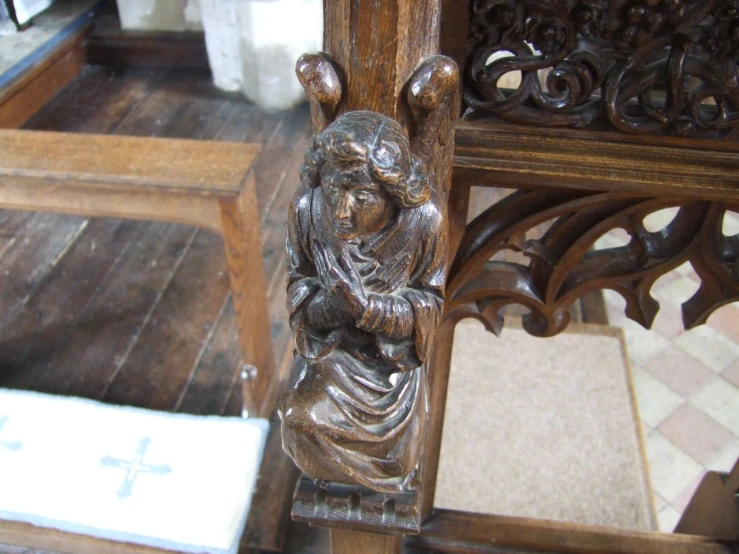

{"left": 0, "top": 129, "right": 276, "bottom": 418}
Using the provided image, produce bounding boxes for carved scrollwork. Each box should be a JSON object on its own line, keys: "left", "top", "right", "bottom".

{"left": 465, "top": 0, "right": 739, "bottom": 135}
{"left": 445, "top": 188, "right": 739, "bottom": 336}
{"left": 278, "top": 54, "right": 458, "bottom": 494}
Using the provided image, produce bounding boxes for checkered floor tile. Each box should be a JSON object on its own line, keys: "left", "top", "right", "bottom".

{"left": 601, "top": 238, "right": 739, "bottom": 531}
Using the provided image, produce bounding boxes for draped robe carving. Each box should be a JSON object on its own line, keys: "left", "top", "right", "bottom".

{"left": 278, "top": 111, "right": 447, "bottom": 493}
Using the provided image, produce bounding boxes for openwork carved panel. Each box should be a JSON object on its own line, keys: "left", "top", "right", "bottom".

{"left": 446, "top": 188, "right": 739, "bottom": 336}
{"left": 465, "top": 0, "right": 739, "bottom": 135}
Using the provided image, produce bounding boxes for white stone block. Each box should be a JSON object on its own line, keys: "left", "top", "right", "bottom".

{"left": 117, "top": 0, "right": 203, "bottom": 31}
{"left": 200, "top": 0, "right": 242, "bottom": 91}
{"left": 234, "top": 0, "right": 322, "bottom": 109}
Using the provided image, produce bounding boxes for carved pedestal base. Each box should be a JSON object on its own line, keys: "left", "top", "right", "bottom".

{"left": 291, "top": 475, "right": 421, "bottom": 535}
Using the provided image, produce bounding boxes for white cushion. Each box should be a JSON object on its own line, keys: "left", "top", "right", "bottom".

{"left": 0, "top": 388, "right": 268, "bottom": 554}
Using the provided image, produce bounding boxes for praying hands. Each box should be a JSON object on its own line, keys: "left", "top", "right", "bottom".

{"left": 311, "top": 240, "right": 368, "bottom": 320}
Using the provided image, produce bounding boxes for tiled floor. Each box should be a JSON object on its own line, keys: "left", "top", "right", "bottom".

{"left": 599, "top": 208, "right": 739, "bottom": 532}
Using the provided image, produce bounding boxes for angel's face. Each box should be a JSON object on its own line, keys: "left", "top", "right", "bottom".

{"left": 320, "top": 162, "right": 393, "bottom": 241}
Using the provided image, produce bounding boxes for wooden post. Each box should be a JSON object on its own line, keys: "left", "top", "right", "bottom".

{"left": 323, "top": 0, "right": 440, "bottom": 125}
{"left": 421, "top": 200, "right": 470, "bottom": 521}
{"left": 281, "top": 1, "right": 458, "bottom": 552}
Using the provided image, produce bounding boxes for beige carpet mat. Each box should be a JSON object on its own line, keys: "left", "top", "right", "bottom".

{"left": 435, "top": 319, "right": 657, "bottom": 531}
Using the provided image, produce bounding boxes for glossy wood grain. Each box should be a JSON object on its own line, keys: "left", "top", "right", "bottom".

{"left": 412, "top": 509, "right": 738, "bottom": 554}
{"left": 454, "top": 121, "right": 739, "bottom": 200}
{"left": 0, "top": 130, "right": 260, "bottom": 197}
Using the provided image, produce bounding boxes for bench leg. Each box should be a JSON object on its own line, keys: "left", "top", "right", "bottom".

{"left": 219, "top": 175, "right": 277, "bottom": 418}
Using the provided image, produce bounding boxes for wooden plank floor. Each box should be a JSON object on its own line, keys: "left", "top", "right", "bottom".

{"left": 0, "top": 65, "right": 311, "bottom": 417}
{"left": 1, "top": 64, "right": 605, "bottom": 413}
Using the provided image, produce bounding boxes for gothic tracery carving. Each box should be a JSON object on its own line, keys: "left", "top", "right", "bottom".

{"left": 446, "top": 189, "right": 739, "bottom": 336}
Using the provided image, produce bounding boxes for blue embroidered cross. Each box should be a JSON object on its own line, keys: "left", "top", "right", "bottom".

{"left": 100, "top": 437, "right": 171, "bottom": 499}
{"left": 0, "top": 415, "right": 22, "bottom": 452}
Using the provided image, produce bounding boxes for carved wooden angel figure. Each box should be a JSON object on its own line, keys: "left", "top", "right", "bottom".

{"left": 279, "top": 55, "right": 457, "bottom": 494}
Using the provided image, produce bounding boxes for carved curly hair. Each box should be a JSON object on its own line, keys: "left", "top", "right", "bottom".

{"left": 299, "top": 111, "right": 430, "bottom": 209}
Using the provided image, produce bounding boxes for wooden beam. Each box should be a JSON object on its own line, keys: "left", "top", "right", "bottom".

{"left": 453, "top": 121, "right": 739, "bottom": 201}
{"left": 0, "top": 17, "right": 91, "bottom": 128}
{"left": 0, "top": 130, "right": 258, "bottom": 233}
{"left": 0, "top": 177, "right": 223, "bottom": 233}
{"left": 0, "top": 520, "right": 173, "bottom": 554}
{"left": 0, "top": 130, "right": 260, "bottom": 198}
{"left": 413, "top": 509, "right": 738, "bottom": 554}
{"left": 86, "top": 30, "right": 209, "bottom": 70}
